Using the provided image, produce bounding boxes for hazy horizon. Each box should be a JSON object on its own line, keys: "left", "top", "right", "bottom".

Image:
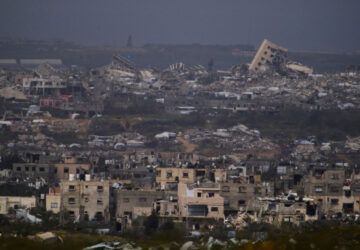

{"left": 1, "top": 0, "right": 360, "bottom": 52}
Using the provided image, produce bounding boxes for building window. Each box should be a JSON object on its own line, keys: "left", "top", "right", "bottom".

{"left": 211, "top": 207, "right": 218, "bottom": 212}
{"left": 51, "top": 202, "right": 58, "bottom": 208}
{"left": 95, "top": 212, "right": 103, "bottom": 220}
{"left": 16, "top": 167, "right": 21, "bottom": 171}
{"left": 68, "top": 198, "right": 76, "bottom": 204}
{"left": 32, "top": 167, "right": 36, "bottom": 171}
{"left": 197, "top": 192, "right": 202, "bottom": 198}
{"left": 123, "top": 198, "right": 130, "bottom": 203}
{"left": 183, "top": 172, "right": 189, "bottom": 178}
{"left": 345, "top": 190, "right": 351, "bottom": 197}
{"left": 315, "top": 186, "right": 323, "bottom": 193}
{"left": 331, "top": 199, "right": 339, "bottom": 205}
{"left": 68, "top": 211, "right": 75, "bottom": 217}
{"left": 97, "top": 199, "right": 103, "bottom": 205}
{"left": 156, "top": 170, "right": 161, "bottom": 177}
{"left": 25, "top": 167, "right": 29, "bottom": 171}
{"left": 166, "top": 171, "right": 172, "bottom": 178}
{"left": 283, "top": 217, "right": 291, "bottom": 222}
{"left": 64, "top": 168, "right": 69, "bottom": 173}
{"left": 84, "top": 197, "right": 89, "bottom": 203}
{"left": 139, "top": 197, "right": 147, "bottom": 202}
{"left": 238, "top": 200, "right": 246, "bottom": 206}
{"left": 208, "top": 193, "right": 214, "bottom": 198}
{"left": 331, "top": 174, "right": 339, "bottom": 180}
{"left": 69, "top": 185, "right": 75, "bottom": 191}
{"left": 39, "top": 167, "right": 45, "bottom": 172}
{"left": 330, "top": 186, "right": 340, "bottom": 193}
{"left": 238, "top": 186, "right": 246, "bottom": 193}
{"left": 254, "top": 187, "right": 262, "bottom": 195}
{"left": 222, "top": 186, "right": 230, "bottom": 192}
{"left": 97, "top": 186, "right": 103, "bottom": 192}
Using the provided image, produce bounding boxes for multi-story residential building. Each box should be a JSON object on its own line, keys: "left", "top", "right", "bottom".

{"left": 178, "top": 182, "right": 224, "bottom": 220}
{"left": 155, "top": 166, "right": 226, "bottom": 191}
{"left": 54, "top": 156, "right": 91, "bottom": 180}
{"left": 301, "top": 168, "right": 360, "bottom": 214}
{"left": 12, "top": 163, "right": 56, "bottom": 181}
{"left": 60, "top": 179, "right": 110, "bottom": 222}
{"left": 156, "top": 167, "right": 197, "bottom": 190}
{"left": 220, "top": 175, "right": 267, "bottom": 215}
{"left": 46, "top": 187, "right": 61, "bottom": 214}
{"left": 114, "top": 189, "right": 175, "bottom": 220}
{"left": 22, "top": 76, "right": 65, "bottom": 96}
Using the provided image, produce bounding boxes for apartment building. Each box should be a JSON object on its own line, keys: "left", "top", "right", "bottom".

{"left": 60, "top": 179, "right": 110, "bottom": 222}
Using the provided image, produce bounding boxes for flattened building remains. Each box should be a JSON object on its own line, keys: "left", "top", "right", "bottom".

{"left": 1, "top": 38, "right": 360, "bottom": 234}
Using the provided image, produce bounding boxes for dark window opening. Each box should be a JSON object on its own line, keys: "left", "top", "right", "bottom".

{"left": 238, "top": 200, "right": 246, "bottom": 206}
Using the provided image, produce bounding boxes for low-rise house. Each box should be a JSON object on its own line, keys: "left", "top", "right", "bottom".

{"left": 0, "top": 196, "right": 36, "bottom": 214}
{"left": 258, "top": 198, "right": 317, "bottom": 226}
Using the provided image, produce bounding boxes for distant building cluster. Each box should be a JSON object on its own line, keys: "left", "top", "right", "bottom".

{"left": 1, "top": 38, "right": 360, "bottom": 234}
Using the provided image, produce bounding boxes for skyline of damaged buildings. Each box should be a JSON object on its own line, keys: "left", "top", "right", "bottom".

{"left": 1, "top": 38, "right": 360, "bottom": 233}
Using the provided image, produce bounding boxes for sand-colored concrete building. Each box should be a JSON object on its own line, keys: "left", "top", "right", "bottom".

{"left": 0, "top": 196, "right": 36, "bottom": 214}
{"left": 178, "top": 182, "right": 224, "bottom": 220}
{"left": 156, "top": 167, "right": 197, "bottom": 190}
{"left": 249, "top": 39, "right": 288, "bottom": 72}
{"left": 60, "top": 179, "right": 110, "bottom": 222}
{"left": 46, "top": 187, "right": 61, "bottom": 214}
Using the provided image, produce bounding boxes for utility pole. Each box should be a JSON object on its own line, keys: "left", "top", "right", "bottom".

{"left": 126, "top": 35, "right": 133, "bottom": 48}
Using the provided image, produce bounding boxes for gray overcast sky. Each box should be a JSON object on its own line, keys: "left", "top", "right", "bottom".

{"left": 0, "top": 0, "right": 359, "bottom": 52}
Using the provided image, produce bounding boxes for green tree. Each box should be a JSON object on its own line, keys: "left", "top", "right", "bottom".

{"left": 143, "top": 210, "right": 158, "bottom": 236}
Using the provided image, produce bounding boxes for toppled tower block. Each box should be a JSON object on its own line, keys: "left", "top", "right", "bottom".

{"left": 249, "top": 39, "right": 288, "bottom": 72}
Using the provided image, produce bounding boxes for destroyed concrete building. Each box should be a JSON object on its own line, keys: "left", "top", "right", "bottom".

{"left": 2, "top": 40, "right": 360, "bottom": 236}
{"left": 114, "top": 189, "right": 174, "bottom": 223}
{"left": 249, "top": 39, "right": 313, "bottom": 75}
{"left": 249, "top": 39, "right": 288, "bottom": 72}
{"left": 300, "top": 167, "right": 360, "bottom": 215}
{"left": 22, "top": 76, "right": 66, "bottom": 96}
